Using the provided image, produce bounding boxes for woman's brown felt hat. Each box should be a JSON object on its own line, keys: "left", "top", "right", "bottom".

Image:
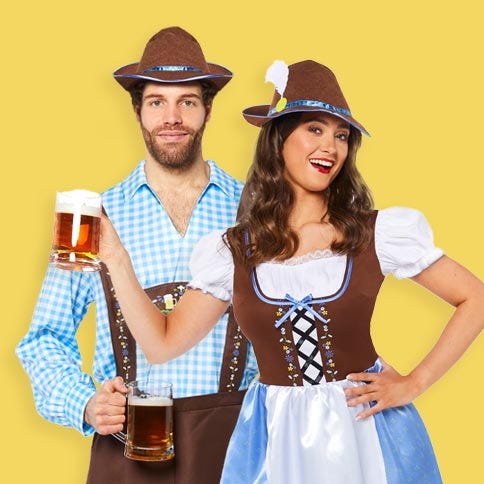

{"left": 113, "top": 26, "right": 233, "bottom": 91}
{"left": 243, "top": 60, "right": 369, "bottom": 136}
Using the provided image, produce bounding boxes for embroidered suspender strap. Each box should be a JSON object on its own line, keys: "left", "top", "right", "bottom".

{"left": 99, "top": 262, "right": 137, "bottom": 383}
{"left": 219, "top": 309, "right": 248, "bottom": 392}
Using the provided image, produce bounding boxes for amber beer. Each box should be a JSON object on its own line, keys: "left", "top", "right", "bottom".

{"left": 49, "top": 190, "right": 102, "bottom": 272}
{"left": 125, "top": 381, "right": 174, "bottom": 462}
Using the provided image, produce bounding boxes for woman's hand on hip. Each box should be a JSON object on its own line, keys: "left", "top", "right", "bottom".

{"left": 344, "top": 359, "right": 422, "bottom": 420}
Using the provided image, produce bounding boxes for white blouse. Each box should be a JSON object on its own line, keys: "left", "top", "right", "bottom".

{"left": 188, "top": 207, "right": 444, "bottom": 302}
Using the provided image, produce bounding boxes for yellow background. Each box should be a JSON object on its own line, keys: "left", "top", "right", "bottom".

{"left": 2, "top": 1, "right": 482, "bottom": 482}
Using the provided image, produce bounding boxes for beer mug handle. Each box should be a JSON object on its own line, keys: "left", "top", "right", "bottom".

{"left": 112, "top": 431, "right": 127, "bottom": 444}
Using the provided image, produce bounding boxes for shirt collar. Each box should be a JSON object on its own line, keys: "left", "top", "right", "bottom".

{"left": 121, "top": 160, "right": 149, "bottom": 201}
{"left": 205, "top": 160, "right": 238, "bottom": 200}
{"left": 121, "top": 159, "right": 237, "bottom": 203}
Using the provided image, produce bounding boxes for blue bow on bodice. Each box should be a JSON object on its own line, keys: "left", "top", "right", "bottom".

{"left": 274, "top": 293, "right": 330, "bottom": 328}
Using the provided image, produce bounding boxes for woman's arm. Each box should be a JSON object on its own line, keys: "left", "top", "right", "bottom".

{"left": 345, "top": 255, "right": 484, "bottom": 419}
{"left": 99, "top": 215, "right": 229, "bottom": 363}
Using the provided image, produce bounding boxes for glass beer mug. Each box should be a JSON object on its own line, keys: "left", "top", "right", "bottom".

{"left": 125, "top": 381, "right": 175, "bottom": 462}
{"left": 49, "top": 189, "right": 102, "bottom": 272}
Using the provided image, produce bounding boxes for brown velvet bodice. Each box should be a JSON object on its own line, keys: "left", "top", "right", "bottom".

{"left": 232, "top": 212, "right": 385, "bottom": 386}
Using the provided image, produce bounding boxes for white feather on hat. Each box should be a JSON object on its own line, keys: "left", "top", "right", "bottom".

{"left": 265, "top": 60, "right": 289, "bottom": 112}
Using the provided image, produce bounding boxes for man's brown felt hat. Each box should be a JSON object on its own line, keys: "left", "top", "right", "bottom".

{"left": 114, "top": 26, "right": 233, "bottom": 91}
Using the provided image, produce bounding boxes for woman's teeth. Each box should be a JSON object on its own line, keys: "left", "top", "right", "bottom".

{"left": 310, "top": 159, "right": 333, "bottom": 172}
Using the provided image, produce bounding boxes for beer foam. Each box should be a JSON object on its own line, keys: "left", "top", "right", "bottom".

{"left": 55, "top": 189, "right": 102, "bottom": 217}
{"left": 129, "top": 396, "right": 173, "bottom": 407}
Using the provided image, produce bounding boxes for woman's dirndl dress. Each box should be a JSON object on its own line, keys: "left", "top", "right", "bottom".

{"left": 188, "top": 207, "right": 443, "bottom": 484}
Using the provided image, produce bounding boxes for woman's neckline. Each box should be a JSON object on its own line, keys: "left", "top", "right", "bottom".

{"left": 264, "top": 248, "right": 343, "bottom": 266}
{"left": 251, "top": 253, "right": 353, "bottom": 304}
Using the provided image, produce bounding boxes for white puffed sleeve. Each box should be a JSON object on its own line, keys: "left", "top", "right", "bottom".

{"left": 375, "top": 207, "right": 444, "bottom": 279}
{"left": 188, "top": 229, "right": 234, "bottom": 301}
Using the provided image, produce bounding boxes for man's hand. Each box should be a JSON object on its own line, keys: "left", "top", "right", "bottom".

{"left": 84, "top": 376, "right": 128, "bottom": 434}
{"left": 344, "top": 359, "right": 421, "bottom": 420}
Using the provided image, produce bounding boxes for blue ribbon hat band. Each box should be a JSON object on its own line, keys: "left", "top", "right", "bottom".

{"left": 268, "top": 99, "right": 352, "bottom": 117}
{"left": 264, "top": 99, "right": 370, "bottom": 137}
{"left": 143, "top": 65, "right": 204, "bottom": 73}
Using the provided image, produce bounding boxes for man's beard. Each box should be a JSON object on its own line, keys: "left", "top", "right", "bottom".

{"left": 141, "top": 123, "right": 205, "bottom": 171}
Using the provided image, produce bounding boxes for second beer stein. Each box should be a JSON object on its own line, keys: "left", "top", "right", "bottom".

{"left": 125, "top": 380, "right": 175, "bottom": 462}
{"left": 49, "top": 189, "right": 102, "bottom": 272}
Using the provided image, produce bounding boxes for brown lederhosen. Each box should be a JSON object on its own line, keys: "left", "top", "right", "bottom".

{"left": 86, "top": 267, "right": 248, "bottom": 484}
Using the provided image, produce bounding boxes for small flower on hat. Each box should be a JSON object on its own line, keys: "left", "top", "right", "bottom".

{"left": 265, "top": 60, "right": 289, "bottom": 112}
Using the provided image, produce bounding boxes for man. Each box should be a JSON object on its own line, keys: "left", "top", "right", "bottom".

{"left": 16, "top": 26, "right": 258, "bottom": 482}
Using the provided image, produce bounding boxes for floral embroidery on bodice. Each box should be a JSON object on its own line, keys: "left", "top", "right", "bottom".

{"left": 252, "top": 257, "right": 353, "bottom": 386}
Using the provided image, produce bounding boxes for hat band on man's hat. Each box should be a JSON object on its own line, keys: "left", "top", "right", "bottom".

{"left": 144, "top": 65, "right": 203, "bottom": 73}
{"left": 268, "top": 99, "right": 352, "bottom": 117}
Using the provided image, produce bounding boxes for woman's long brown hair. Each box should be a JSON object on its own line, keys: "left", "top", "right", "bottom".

{"left": 225, "top": 113, "right": 374, "bottom": 268}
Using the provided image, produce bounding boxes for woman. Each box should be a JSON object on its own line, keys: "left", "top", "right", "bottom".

{"left": 100, "top": 60, "right": 484, "bottom": 483}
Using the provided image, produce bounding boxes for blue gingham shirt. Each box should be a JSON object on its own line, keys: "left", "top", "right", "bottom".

{"left": 16, "top": 160, "right": 258, "bottom": 436}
